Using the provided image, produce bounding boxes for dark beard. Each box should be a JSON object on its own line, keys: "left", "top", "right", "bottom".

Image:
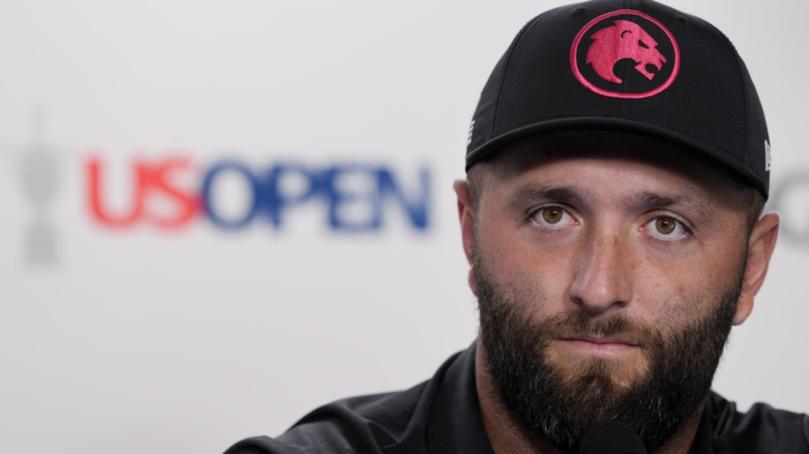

{"left": 475, "top": 255, "right": 744, "bottom": 452}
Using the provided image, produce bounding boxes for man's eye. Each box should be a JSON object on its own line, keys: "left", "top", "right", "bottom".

{"left": 542, "top": 206, "right": 564, "bottom": 223}
{"left": 656, "top": 217, "right": 676, "bottom": 234}
{"left": 531, "top": 206, "right": 574, "bottom": 230}
{"left": 647, "top": 215, "right": 689, "bottom": 241}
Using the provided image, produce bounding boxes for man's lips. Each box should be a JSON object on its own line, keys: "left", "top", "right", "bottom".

{"left": 559, "top": 336, "right": 640, "bottom": 347}
{"left": 556, "top": 336, "right": 641, "bottom": 355}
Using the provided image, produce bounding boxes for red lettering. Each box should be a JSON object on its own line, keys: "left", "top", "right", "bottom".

{"left": 145, "top": 156, "right": 200, "bottom": 230}
{"left": 86, "top": 154, "right": 200, "bottom": 230}
{"left": 86, "top": 154, "right": 145, "bottom": 227}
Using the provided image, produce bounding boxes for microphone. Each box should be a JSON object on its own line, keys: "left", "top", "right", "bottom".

{"left": 578, "top": 421, "right": 648, "bottom": 454}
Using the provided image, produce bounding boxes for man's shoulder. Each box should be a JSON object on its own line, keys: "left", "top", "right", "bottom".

{"left": 225, "top": 348, "right": 473, "bottom": 454}
{"left": 225, "top": 382, "right": 430, "bottom": 454}
{"left": 709, "top": 391, "right": 809, "bottom": 453}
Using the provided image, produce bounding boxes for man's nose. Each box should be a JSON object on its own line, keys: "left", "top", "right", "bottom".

{"left": 568, "top": 228, "right": 634, "bottom": 316}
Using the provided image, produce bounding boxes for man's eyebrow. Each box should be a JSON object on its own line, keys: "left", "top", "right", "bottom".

{"left": 507, "top": 184, "right": 592, "bottom": 211}
{"left": 506, "top": 185, "right": 713, "bottom": 219}
{"left": 627, "top": 191, "right": 712, "bottom": 219}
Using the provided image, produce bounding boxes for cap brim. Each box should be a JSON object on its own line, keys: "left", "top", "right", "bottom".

{"left": 464, "top": 116, "right": 767, "bottom": 198}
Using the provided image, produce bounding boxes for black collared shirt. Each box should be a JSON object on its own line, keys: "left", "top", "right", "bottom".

{"left": 226, "top": 344, "right": 809, "bottom": 453}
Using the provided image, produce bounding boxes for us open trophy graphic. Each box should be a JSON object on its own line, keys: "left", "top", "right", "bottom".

{"left": 18, "top": 110, "right": 60, "bottom": 266}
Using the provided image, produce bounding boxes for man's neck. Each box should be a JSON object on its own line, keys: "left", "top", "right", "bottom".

{"left": 474, "top": 338, "right": 706, "bottom": 454}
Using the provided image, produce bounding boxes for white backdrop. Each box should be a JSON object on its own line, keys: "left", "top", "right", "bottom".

{"left": 1, "top": 1, "right": 807, "bottom": 453}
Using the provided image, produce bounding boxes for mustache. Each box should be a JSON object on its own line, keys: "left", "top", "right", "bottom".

{"left": 538, "top": 311, "right": 660, "bottom": 347}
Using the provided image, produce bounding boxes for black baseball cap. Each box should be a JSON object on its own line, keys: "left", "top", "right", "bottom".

{"left": 466, "top": 0, "right": 771, "bottom": 198}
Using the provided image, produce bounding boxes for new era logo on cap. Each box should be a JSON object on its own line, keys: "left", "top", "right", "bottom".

{"left": 765, "top": 140, "right": 771, "bottom": 172}
{"left": 570, "top": 9, "right": 680, "bottom": 99}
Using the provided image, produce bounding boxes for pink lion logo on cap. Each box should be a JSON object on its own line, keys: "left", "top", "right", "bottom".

{"left": 587, "top": 19, "right": 666, "bottom": 84}
{"left": 571, "top": 9, "right": 680, "bottom": 99}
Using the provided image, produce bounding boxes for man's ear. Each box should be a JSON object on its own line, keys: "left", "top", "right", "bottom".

{"left": 453, "top": 179, "right": 475, "bottom": 265}
{"left": 453, "top": 179, "right": 478, "bottom": 295}
{"left": 733, "top": 212, "right": 780, "bottom": 326}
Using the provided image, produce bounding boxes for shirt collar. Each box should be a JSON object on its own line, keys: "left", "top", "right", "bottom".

{"left": 426, "top": 342, "right": 495, "bottom": 454}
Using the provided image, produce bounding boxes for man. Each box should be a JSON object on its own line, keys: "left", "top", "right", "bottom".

{"left": 227, "top": 0, "right": 809, "bottom": 452}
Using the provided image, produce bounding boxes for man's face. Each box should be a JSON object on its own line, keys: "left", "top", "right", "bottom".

{"left": 466, "top": 135, "right": 755, "bottom": 451}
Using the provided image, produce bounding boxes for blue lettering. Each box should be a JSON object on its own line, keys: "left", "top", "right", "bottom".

{"left": 377, "top": 166, "right": 430, "bottom": 231}
{"left": 200, "top": 160, "right": 431, "bottom": 233}
{"left": 322, "top": 165, "right": 382, "bottom": 232}
{"left": 263, "top": 163, "right": 322, "bottom": 228}
{"left": 202, "top": 161, "right": 260, "bottom": 230}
